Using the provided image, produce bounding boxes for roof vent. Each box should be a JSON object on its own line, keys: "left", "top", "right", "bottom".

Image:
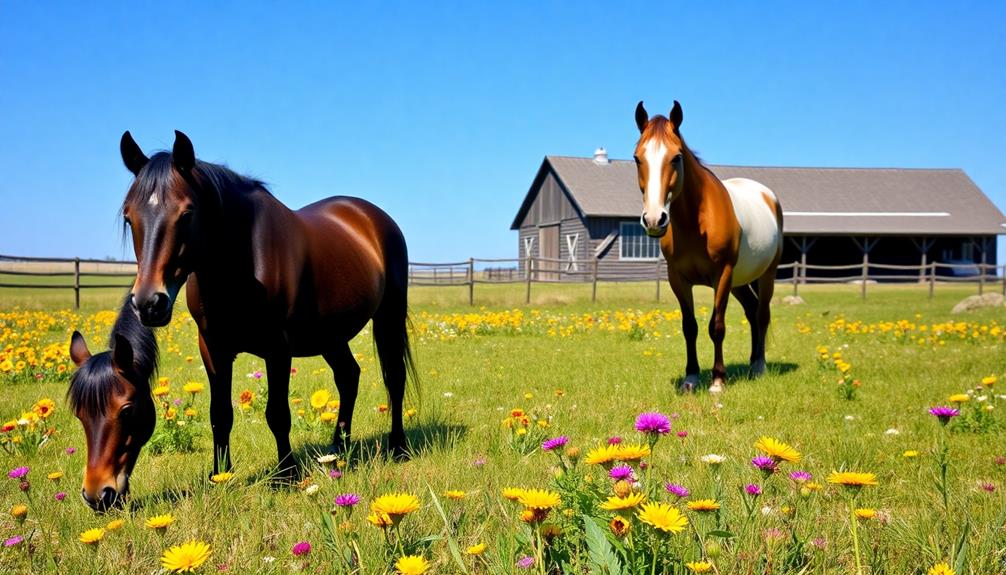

{"left": 593, "top": 147, "right": 609, "bottom": 165}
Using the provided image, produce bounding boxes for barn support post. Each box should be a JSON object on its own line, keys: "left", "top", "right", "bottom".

{"left": 792, "top": 261, "right": 799, "bottom": 296}
{"left": 912, "top": 237, "right": 935, "bottom": 283}
{"left": 591, "top": 258, "right": 598, "bottom": 303}
{"left": 853, "top": 237, "right": 878, "bottom": 301}
{"left": 1001, "top": 264, "right": 1006, "bottom": 296}
{"left": 467, "top": 258, "right": 474, "bottom": 306}
{"left": 525, "top": 257, "right": 533, "bottom": 304}
{"left": 978, "top": 238, "right": 989, "bottom": 295}
{"left": 73, "top": 257, "right": 81, "bottom": 310}
{"left": 788, "top": 236, "right": 816, "bottom": 287}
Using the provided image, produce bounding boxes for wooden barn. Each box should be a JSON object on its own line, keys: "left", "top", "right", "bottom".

{"left": 511, "top": 149, "right": 1006, "bottom": 280}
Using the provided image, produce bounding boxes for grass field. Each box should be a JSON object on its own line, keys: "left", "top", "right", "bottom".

{"left": 1, "top": 282, "right": 1004, "bottom": 574}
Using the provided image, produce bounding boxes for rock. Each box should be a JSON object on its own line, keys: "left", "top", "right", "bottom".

{"left": 951, "top": 293, "right": 1005, "bottom": 314}
{"left": 781, "top": 295, "right": 805, "bottom": 305}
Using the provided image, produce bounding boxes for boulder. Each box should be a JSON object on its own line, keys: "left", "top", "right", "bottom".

{"left": 781, "top": 295, "right": 805, "bottom": 305}
{"left": 951, "top": 293, "right": 1005, "bottom": 314}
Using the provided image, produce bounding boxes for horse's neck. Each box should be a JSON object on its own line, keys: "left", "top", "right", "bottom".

{"left": 672, "top": 147, "right": 718, "bottom": 224}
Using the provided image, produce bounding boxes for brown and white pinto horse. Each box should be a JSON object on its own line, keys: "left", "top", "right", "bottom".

{"left": 633, "top": 101, "right": 783, "bottom": 393}
{"left": 107, "top": 130, "right": 413, "bottom": 489}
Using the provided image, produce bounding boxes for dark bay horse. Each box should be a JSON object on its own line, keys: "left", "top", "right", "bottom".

{"left": 112, "top": 130, "right": 414, "bottom": 483}
{"left": 68, "top": 296, "right": 157, "bottom": 509}
{"left": 633, "top": 101, "right": 783, "bottom": 393}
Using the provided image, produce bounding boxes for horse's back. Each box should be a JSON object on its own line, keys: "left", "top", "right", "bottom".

{"left": 722, "top": 178, "right": 782, "bottom": 286}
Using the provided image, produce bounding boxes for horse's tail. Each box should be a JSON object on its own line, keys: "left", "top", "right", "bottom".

{"left": 372, "top": 225, "right": 419, "bottom": 405}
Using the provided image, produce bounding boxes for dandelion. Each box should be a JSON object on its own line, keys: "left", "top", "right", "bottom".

{"left": 161, "top": 540, "right": 212, "bottom": 573}
{"left": 947, "top": 393, "right": 969, "bottom": 404}
{"left": 928, "top": 406, "right": 960, "bottom": 425}
{"left": 517, "top": 489, "right": 561, "bottom": 510}
{"left": 687, "top": 499, "right": 721, "bottom": 512}
{"left": 210, "top": 472, "right": 234, "bottom": 484}
{"left": 502, "top": 487, "right": 526, "bottom": 501}
{"left": 665, "top": 483, "right": 690, "bottom": 499}
{"left": 903, "top": 450, "right": 920, "bottom": 458}
{"left": 153, "top": 385, "right": 170, "bottom": 397}
{"left": 106, "top": 519, "right": 124, "bottom": 531}
{"left": 585, "top": 444, "right": 620, "bottom": 466}
{"left": 928, "top": 563, "right": 955, "bottom": 575}
{"left": 855, "top": 508, "right": 876, "bottom": 520}
{"left": 686, "top": 562, "right": 714, "bottom": 573}
{"left": 982, "top": 375, "right": 997, "bottom": 387}
{"left": 466, "top": 543, "right": 486, "bottom": 555}
{"left": 145, "top": 513, "right": 175, "bottom": 530}
{"left": 827, "top": 471, "right": 878, "bottom": 489}
{"left": 11, "top": 505, "right": 27, "bottom": 520}
{"left": 599, "top": 491, "right": 646, "bottom": 510}
{"left": 614, "top": 443, "right": 651, "bottom": 462}
{"left": 637, "top": 502, "right": 688, "bottom": 534}
{"left": 395, "top": 555, "right": 430, "bottom": 575}
{"left": 541, "top": 436, "right": 568, "bottom": 451}
{"left": 79, "top": 528, "right": 105, "bottom": 545}
{"left": 755, "top": 436, "right": 802, "bottom": 463}
{"left": 371, "top": 493, "right": 420, "bottom": 524}
{"left": 292, "top": 541, "right": 311, "bottom": 556}
{"left": 310, "top": 389, "right": 330, "bottom": 411}
{"left": 634, "top": 412, "right": 672, "bottom": 435}
{"left": 182, "top": 381, "right": 204, "bottom": 394}
{"left": 444, "top": 490, "right": 466, "bottom": 500}
{"left": 367, "top": 511, "right": 393, "bottom": 528}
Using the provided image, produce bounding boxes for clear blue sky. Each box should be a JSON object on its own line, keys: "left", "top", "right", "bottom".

{"left": 2, "top": 2, "right": 1004, "bottom": 261}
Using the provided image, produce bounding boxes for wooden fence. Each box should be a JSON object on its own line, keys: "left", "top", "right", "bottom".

{"left": 2, "top": 254, "right": 1004, "bottom": 308}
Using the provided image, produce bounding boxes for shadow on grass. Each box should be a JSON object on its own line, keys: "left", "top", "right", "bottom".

{"left": 290, "top": 417, "right": 469, "bottom": 469}
{"left": 127, "top": 488, "right": 194, "bottom": 512}
{"left": 675, "top": 361, "right": 799, "bottom": 392}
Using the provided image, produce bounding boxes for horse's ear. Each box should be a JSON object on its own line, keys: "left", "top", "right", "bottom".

{"left": 69, "top": 331, "right": 91, "bottom": 367}
{"left": 172, "top": 130, "right": 196, "bottom": 173}
{"left": 120, "top": 131, "right": 148, "bottom": 176}
{"left": 111, "top": 333, "right": 134, "bottom": 373}
{"left": 670, "top": 100, "right": 683, "bottom": 131}
{"left": 635, "top": 101, "right": 649, "bottom": 133}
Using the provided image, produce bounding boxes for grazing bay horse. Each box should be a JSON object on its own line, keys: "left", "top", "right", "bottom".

{"left": 117, "top": 130, "right": 415, "bottom": 479}
{"left": 68, "top": 296, "right": 157, "bottom": 510}
{"left": 633, "top": 101, "right": 783, "bottom": 393}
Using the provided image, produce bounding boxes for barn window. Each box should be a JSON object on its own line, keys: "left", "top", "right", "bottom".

{"left": 619, "top": 223, "right": 661, "bottom": 260}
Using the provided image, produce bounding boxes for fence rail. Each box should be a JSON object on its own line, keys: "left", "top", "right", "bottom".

{"left": 3, "top": 254, "right": 1004, "bottom": 307}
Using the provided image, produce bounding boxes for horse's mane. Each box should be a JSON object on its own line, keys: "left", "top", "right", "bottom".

{"left": 645, "top": 116, "right": 706, "bottom": 166}
{"left": 67, "top": 295, "right": 158, "bottom": 419}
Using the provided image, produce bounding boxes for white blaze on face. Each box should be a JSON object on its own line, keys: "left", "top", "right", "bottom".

{"left": 147, "top": 194, "right": 159, "bottom": 208}
{"left": 643, "top": 138, "right": 667, "bottom": 222}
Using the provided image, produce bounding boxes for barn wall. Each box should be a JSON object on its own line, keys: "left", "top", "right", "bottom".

{"left": 515, "top": 169, "right": 589, "bottom": 279}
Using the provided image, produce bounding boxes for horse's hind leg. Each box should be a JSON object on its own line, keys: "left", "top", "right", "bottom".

{"left": 731, "top": 284, "right": 762, "bottom": 377}
{"left": 751, "top": 271, "right": 777, "bottom": 377}
{"left": 264, "top": 353, "right": 295, "bottom": 479}
{"left": 373, "top": 294, "right": 409, "bottom": 460}
{"left": 323, "top": 343, "right": 359, "bottom": 453}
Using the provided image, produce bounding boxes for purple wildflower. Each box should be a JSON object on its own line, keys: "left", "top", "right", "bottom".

{"left": 173, "top": 398, "right": 183, "bottom": 407}
{"left": 789, "top": 470, "right": 812, "bottom": 483}
{"left": 473, "top": 456, "right": 487, "bottom": 467}
{"left": 635, "top": 412, "right": 672, "bottom": 435}
{"left": 665, "top": 483, "right": 690, "bottom": 498}
{"left": 291, "top": 541, "right": 311, "bottom": 556}
{"left": 979, "top": 482, "right": 996, "bottom": 493}
{"left": 811, "top": 537, "right": 828, "bottom": 550}
{"left": 253, "top": 370, "right": 263, "bottom": 379}
{"left": 751, "top": 456, "right": 778, "bottom": 473}
{"left": 541, "top": 436, "right": 569, "bottom": 451}
{"left": 676, "top": 430, "right": 688, "bottom": 439}
{"left": 328, "top": 470, "right": 342, "bottom": 479}
{"left": 517, "top": 555, "right": 535, "bottom": 569}
{"left": 745, "top": 484, "right": 762, "bottom": 497}
{"left": 607, "top": 436, "right": 622, "bottom": 445}
{"left": 609, "top": 465, "right": 634, "bottom": 481}
{"left": 8, "top": 466, "right": 29, "bottom": 480}
{"left": 65, "top": 447, "right": 77, "bottom": 455}
{"left": 54, "top": 491, "right": 66, "bottom": 501}
{"left": 996, "top": 456, "right": 1006, "bottom": 466}
{"left": 929, "top": 406, "right": 960, "bottom": 425}
{"left": 334, "top": 493, "right": 360, "bottom": 507}
{"left": 3, "top": 535, "right": 23, "bottom": 547}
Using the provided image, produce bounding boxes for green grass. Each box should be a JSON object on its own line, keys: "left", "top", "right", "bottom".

{"left": 1, "top": 283, "right": 1004, "bottom": 574}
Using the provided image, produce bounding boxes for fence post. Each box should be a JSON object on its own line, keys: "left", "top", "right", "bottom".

{"left": 525, "top": 257, "right": 532, "bottom": 304}
{"left": 1001, "top": 264, "right": 1005, "bottom": 296}
{"left": 861, "top": 253, "right": 868, "bottom": 301}
{"left": 929, "top": 262, "right": 935, "bottom": 300}
{"left": 655, "top": 260, "right": 661, "bottom": 303}
{"left": 792, "top": 262, "right": 799, "bottom": 296}
{"left": 591, "top": 258, "right": 598, "bottom": 303}
{"left": 978, "top": 256, "right": 986, "bottom": 296}
{"left": 468, "top": 258, "right": 474, "bottom": 306}
{"left": 74, "top": 257, "right": 81, "bottom": 309}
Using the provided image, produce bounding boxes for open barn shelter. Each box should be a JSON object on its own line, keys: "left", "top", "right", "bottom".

{"left": 511, "top": 149, "right": 1006, "bottom": 281}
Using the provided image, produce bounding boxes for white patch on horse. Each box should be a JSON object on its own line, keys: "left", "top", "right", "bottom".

{"left": 643, "top": 138, "right": 667, "bottom": 217}
{"left": 147, "top": 194, "right": 159, "bottom": 207}
{"left": 722, "top": 178, "right": 782, "bottom": 287}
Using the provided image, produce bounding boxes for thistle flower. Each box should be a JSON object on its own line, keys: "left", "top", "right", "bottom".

{"left": 634, "top": 412, "right": 672, "bottom": 435}
{"left": 745, "top": 484, "right": 762, "bottom": 496}
{"left": 292, "top": 541, "right": 311, "bottom": 556}
{"left": 8, "top": 466, "right": 29, "bottom": 480}
{"left": 751, "top": 455, "right": 778, "bottom": 474}
{"left": 334, "top": 493, "right": 360, "bottom": 507}
{"left": 4, "top": 535, "right": 24, "bottom": 547}
{"left": 789, "top": 470, "right": 812, "bottom": 483}
{"left": 541, "top": 436, "right": 568, "bottom": 451}
{"left": 609, "top": 465, "right": 634, "bottom": 481}
{"left": 665, "top": 483, "right": 690, "bottom": 499}
{"left": 517, "top": 555, "right": 535, "bottom": 569}
{"left": 928, "top": 406, "right": 959, "bottom": 425}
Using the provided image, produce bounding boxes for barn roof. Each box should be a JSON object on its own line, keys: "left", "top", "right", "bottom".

{"left": 512, "top": 155, "right": 1006, "bottom": 235}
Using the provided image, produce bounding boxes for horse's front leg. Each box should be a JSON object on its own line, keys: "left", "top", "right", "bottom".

{"left": 709, "top": 266, "right": 734, "bottom": 394}
{"left": 264, "top": 353, "right": 295, "bottom": 479}
{"left": 669, "top": 277, "right": 700, "bottom": 392}
{"left": 201, "top": 334, "right": 234, "bottom": 475}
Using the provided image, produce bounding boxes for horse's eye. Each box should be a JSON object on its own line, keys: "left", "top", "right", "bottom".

{"left": 119, "top": 405, "right": 134, "bottom": 423}
{"left": 179, "top": 211, "right": 193, "bottom": 224}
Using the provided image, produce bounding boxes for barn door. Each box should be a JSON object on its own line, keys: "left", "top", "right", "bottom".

{"left": 539, "top": 225, "right": 559, "bottom": 281}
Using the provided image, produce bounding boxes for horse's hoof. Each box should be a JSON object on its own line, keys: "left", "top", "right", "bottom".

{"left": 709, "top": 378, "right": 726, "bottom": 394}
{"left": 678, "top": 374, "right": 700, "bottom": 393}
{"left": 749, "top": 359, "right": 767, "bottom": 379}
